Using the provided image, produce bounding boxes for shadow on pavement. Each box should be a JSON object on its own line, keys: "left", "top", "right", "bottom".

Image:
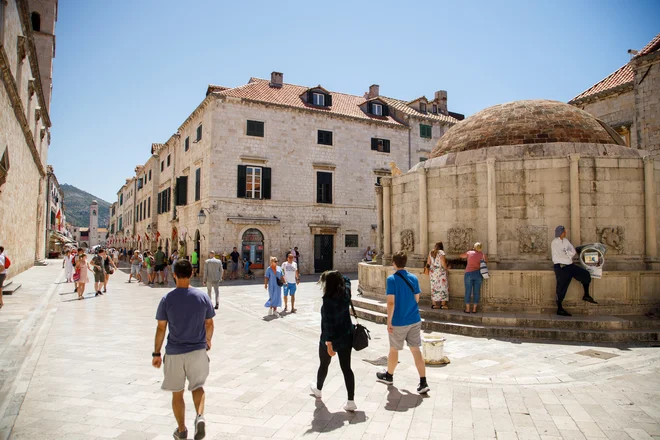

{"left": 306, "top": 399, "right": 366, "bottom": 434}
{"left": 384, "top": 385, "right": 426, "bottom": 412}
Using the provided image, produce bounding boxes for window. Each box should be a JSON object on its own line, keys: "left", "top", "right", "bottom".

{"left": 420, "top": 124, "right": 432, "bottom": 139}
{"left": 372, "top": 103, "right": 382, "bottom": 116}
{"left": 237, "top": 165, "right": 271, "bottom": 199}
{"left": 371, "top": 138, "right": 391, "bottom": 153}
{"left": 420, "top": 102, "right": 427, "bottom": 113}
{"left": 31, "top": 12, "right": 40, "bottom": 32}
{"left": 420, "top": 157, "right": 428, "bottom": 162}
{"left": 175, "top": 176, "right": 188, "bottom": 206}
{"left": 316, "top": 172, "right": 332, "bottom": 204}
{"left": 119, "top": 193, "right": 123, "bottom": 206}
{"left": 345, "top": 234, "right": 359, "bottom": 248}
{"left": 367, "top": 101, "right": 389, "bottom": 116}
{"left": 185, "top": 137, "right": 190, "bottom": 152}
{"left": 158, "top": 188, "right": 171, "bottom": 214}
{"left": 148, "top": 170, "right": 152, "bottom": 181}
{"left": 167, "top": 154, "right": 171, "bottom": 167}
{"left": 317, "top": 130, "right": 333, "bottom": 146}
{"left": 196, "top": 124, "right": 202, "bottom": 142}
{"left": 147, "top": 197, "right": 151, "bottom": 217}
{"left": 432, "top": 104, "right": 438, "bottom": 113}
{"left": 312, "top": 93, "right": 325, "bottom": 106}
{"left": 137, "top": 178, "right": 143, "bottom": 190}
{"left": 247, "top": 120, "right": 264, "bottom": 137}
{"left": 161, "top": 161, "right": 164, "bottom": 172}
{"left": 195, "top": 168, "right": 201, "bottom": 201}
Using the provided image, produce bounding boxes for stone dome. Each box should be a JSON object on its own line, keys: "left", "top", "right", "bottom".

{"left": 431, "top": 100, "right": 625, "bottom": 158}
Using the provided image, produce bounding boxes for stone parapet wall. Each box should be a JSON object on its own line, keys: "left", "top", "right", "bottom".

{"left": 359, "top": 263, "right": 660, "bottom": 315}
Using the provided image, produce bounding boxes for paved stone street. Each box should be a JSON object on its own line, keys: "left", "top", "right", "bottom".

{"left": 0, "top": 261, "right": 659, "bottom": 440}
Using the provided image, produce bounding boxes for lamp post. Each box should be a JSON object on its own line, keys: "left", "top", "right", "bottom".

{"left": 198, "top": 209, "right": 207, "bottom": 225}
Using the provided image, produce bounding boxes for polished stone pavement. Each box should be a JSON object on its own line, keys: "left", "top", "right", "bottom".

{"left": 0, "top": 260, "right": 659, "bottom": 439}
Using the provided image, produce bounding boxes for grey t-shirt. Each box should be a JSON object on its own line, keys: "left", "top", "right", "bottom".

{"left": 156, "top": 287, "right": 216, "bottom": 355}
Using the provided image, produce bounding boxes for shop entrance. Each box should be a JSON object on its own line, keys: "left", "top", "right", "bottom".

{"left": 242, "top": 228, "right": 264, "bottom": 269}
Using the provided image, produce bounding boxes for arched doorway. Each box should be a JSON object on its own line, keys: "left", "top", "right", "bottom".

{"left": 194, "top": 230, "right": 201, "bottom": 260}
{"left": 242, "top": 228, "right": 264, "bottom": 269}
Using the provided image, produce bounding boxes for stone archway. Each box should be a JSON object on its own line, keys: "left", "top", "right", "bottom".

{"left": 240, "top": 228, "right": 265, "bottom": 269}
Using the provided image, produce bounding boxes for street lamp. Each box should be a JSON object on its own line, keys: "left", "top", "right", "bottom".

{"left": 147, "top": 225, "right": 152, "bottom": 233}
{"left": 198, "top": 209, "right": 207, "bottom": 225}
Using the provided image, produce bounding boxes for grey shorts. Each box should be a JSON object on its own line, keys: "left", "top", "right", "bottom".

{"left": 0, "top": 273, "right": 6, "bottom": 288}
{"left": 147, "top": 268, "right": 154, "bottom": 274}
{"left": 162, "top": 349, "right": 210, "bottom": 392}
{"left": 389, "top": 322, "right": 422, "bottom": 350}
{"left": 94, "top": 271, "right": 105, "bottom": 283}
{"left": 131, "top": 265, "right": 141, "bottom": 276}
{"left": 231, "top": 262, "right": 238, "bottom": 272}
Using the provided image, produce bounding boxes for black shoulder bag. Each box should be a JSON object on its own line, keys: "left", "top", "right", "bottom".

{"left": 349, "top": 299, "right": 371, "bottom": 351}
{"left": 395, "top": 271, "right": 416, "bottom": 293}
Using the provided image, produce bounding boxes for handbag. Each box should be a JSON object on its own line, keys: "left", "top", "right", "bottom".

{"left": 73, "top": 269, "right": 81, "bottom": 282}
{"left": 349, "top": 299, "right": 371, "bottom": 351}
{"left": 480, "top": 259, "right": 490, "bottom": 279}
{"left": 423, "top": 264, "right": 430, "bottom": 276}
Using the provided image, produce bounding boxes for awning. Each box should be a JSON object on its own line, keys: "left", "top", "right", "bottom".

{"left": 227, "top": 216, "right": 280, "bottom": 225}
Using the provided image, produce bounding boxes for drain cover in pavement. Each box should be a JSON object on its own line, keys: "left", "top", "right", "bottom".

{"left": 576, "top": 349, "right": 619, "bottom": 360}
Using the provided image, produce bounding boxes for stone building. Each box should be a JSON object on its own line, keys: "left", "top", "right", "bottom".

{"left": 0, "top": 0, "right": 57, "bottom": 275}
{"left": 45, "top": 165, "right": 73, "bottom": 256}
{"left": 108, "top": 72, "right": 461, "bottom": 274}
{"left": 570, "top": 33, "right": 660, "bottom": 155}
{"left": 71, "top": 201, "right": 106, "bottom": 249}
{"left": 361, "top": 100, "right": 660, "bottom": 318}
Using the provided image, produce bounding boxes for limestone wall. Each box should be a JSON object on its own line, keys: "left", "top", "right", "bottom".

{"left": 581, "top": 92, "right": 637, "bottom": 147}
{"left": 634, "top": 56, "right": 660, "bottom": 156}
{"left": 359, "top": 263, "right": 660, "bottom": 315}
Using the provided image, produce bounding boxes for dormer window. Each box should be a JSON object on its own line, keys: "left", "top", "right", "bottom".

{"left": 306, "top": 89, "right": 332, "bottom": 107}
{"left": 420, "top": 102, "right": 427, "bottom": 113}
{"left": 312, "top": 93, "right": 325, "bottom": 106}
{"left": 367, "top": 101, "right": 388, "bottom": 117}
{"left": 432, "top": 104, "right": 438, "bottom": 113}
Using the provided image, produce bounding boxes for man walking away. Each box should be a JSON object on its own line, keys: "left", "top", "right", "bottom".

{"left": 129, "top": 251, "right": 143, "bottom": 283}
{"left": 0, "top": 246, "right": 7, "bottom": 309}
{"left": 376, "top": 251, "right": 429, "bottom": 394}
{"left": 229, "top": 247, "right": 240, "bottom": 280}
{"left": 191, "top": 249, "right": 199, "bottom": 277}
{"left": 203, "top": 251, "right": 223, "bottom": 310}
{"left": 282, "top": 253, "right": 300, "bottom": 313}
{"left": 152, "top": 259, "right": 215, "bottom": 440}
{"left": 155, "top": 246, "right": 166, "bottom": 284}
{"left": 91, "top": 249, "right": 106, "bottom": 297}
{"left": 552, "top": 226, "right": 598, "bottom": 316}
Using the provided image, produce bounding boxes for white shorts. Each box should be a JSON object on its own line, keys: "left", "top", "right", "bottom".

{"left": 162, "top": 349, "right": 210, "bottom": 392}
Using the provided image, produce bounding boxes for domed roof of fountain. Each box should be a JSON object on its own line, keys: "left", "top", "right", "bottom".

{"left": 431, "top": 100, "right": 625, "bottom": 158}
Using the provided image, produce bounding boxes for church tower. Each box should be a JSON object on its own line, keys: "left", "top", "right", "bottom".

{"left": 90, "top": 200, "right": 99, "bottom": 247}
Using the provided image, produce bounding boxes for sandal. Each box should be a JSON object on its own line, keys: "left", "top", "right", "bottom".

{"left": 431, "top": 305, "right": 440, "bottom": 309}
{"left": 441, "top": 305, "right": 449, "bottom": 310}
{"left": 463, "top": 310, "right": 470, "bottom": 314}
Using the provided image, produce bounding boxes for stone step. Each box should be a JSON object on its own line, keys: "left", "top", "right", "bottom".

{"left": 2, "top": 281, "right": 21, "bottom": 295}
{"left": 351, "top": 297, "right": 660, "bottom": 343}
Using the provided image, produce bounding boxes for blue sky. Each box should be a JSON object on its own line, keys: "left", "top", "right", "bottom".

{"left": 48, "top": 0, "right": 660, "bottom": 203}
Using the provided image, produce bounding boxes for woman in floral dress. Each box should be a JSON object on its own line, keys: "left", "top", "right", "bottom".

{"left": 427, "top": 242, "right": 449, "bottom": 309}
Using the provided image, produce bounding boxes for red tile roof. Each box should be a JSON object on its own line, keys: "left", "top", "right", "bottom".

{"left": 570, "top": 33, "right": 659, "bottom": 104}
{"left": 210, "top": 78, "right": 459, "bottom": 126}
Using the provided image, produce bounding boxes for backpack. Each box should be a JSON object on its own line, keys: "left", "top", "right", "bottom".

{"left": 3, "top": 256, "right": 10, "bottom": 269}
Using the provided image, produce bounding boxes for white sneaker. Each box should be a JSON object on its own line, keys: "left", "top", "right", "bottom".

{"left": 343, "top": 400, "right": 357, "bottom": 412}
{"left": 309, "top": 383, "right": 322, "bottom": 398}
{"left": 268, "top": 308, "right": 273, "bottom": 316}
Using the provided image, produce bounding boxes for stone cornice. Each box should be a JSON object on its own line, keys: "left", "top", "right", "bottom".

{"left": 568, "top": 81, "right": 634, "bottom": 106}
{"left": 632, "top": 50, "right": 660, "bottom": 69}
{"left": 17, "top": 0, "right": 51, "bottom": 128}
{"left": 0, "top": 46, "right": 46, "bottom": 177}
{"left": 178, "top": 95, "right": 213, "bottom": 133}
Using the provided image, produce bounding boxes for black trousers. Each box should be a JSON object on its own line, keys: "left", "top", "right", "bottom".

{"left": 554, "top": 263, "right": 591, "bottom": 305}
{"left": 316, "top": 343, "right": 355, "bottom": 401}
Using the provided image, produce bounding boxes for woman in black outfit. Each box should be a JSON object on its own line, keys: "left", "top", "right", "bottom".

{"left": 310, "top": 270, "right": 356, "bottom": 411}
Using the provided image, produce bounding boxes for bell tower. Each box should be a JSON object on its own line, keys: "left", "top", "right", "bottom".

{"left": 90, "top": 200, "right": 98, "bottom": 246}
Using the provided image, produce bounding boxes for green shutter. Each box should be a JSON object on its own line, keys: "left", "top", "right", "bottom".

{"left": 262, "top": 167, "right": 272, "bottom": 199}
{"left": 237, "top": 165, "right": 247, "bottom": 198}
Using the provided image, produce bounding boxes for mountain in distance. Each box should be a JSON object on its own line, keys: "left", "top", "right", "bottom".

{"left": 60, "top": 184, "right": 111, "bottom": 228}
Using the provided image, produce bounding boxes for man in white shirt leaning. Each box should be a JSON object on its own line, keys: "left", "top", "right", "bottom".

{"left": 551, "top": 226, "right": 597, "bottom": 316}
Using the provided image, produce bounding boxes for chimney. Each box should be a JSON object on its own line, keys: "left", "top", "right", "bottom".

{"left": 270, "top": 71, "right": 283, "bottom": 88}
{"left": 435, "top": 90, "right": 447, "bottom": 113}
{"left": 367, "top": 84, "right": 380, "bottom": 99}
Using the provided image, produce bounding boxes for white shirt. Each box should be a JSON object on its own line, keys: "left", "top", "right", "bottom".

{"left": 551, "top": 237, "right": 576, "bottom": 265}
{"left": 281, "top": 261, "right": 298, "bottom": 284}
{"left": 0, "top": 253, "right": 6, "bottom": 274}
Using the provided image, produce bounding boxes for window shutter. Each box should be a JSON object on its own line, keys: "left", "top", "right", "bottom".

{"left": 371, "top": 138, "right": 378, "bottom": 151}
{"left": 307, "top": 90, "right": 314, "bottom": 104}
{"left": 167, "top": 188, "right": 171, "bottom": 211}
{"left": 326, "top": 94, "right": 332, "bottom": 106}
{"left": 327, "top": 174, "right": 332, "bottom": 203}
{"left": 237, "top": 165, "right": 247, "bottom": 198}
{"left": 382, "top": 104, "right": 389, "bottom": 117}
{"left": 195, "top": 168, "right": 201, "bottom": 201}
{"left": 327, "top": 131, "right": 333, "bottom": 145}
{"left": 384, "top": 139, "right": 391, "bottom": 153}
{"left": 262, "top": 167, "right": 272, "bottom": 199}
{"left": 317, "top": 130, "right": 322, "bottom": 144}
{"left": 367, "top": 102, "right": 373, "bottom": 114}
{"left": 175, "top": 176, "right": 188, "bottom": 206}
{"left": 157, "top": 192, "right": 162, "bottom": 214}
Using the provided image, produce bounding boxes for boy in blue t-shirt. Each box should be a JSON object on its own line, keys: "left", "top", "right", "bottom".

{"left": 376, "top": 251, "right": 429, "bottom": 394}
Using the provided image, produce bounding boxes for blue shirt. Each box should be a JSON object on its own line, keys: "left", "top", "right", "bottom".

{"left": 386, "top": 270, "right": 421, "bottom": 327}
{"left": 156, "top": 287, "right": 216, "bottom": 355}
